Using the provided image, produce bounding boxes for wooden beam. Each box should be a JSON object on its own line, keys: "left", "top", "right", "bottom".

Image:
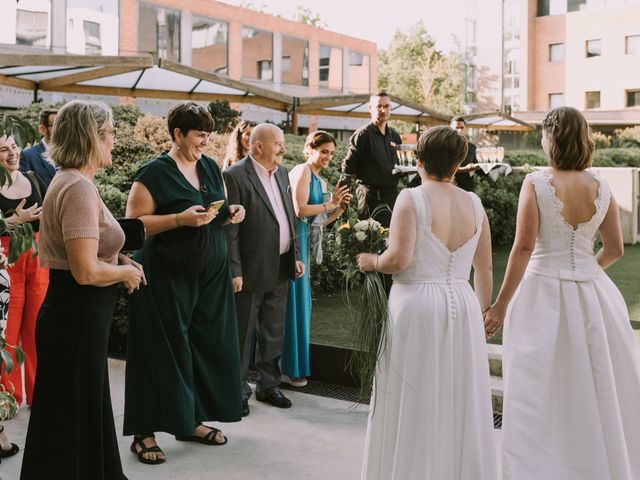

{"left": 39, "top": 66, "right": 145, "bottom": 90}
{"left": 158, "top": 59, "right": 294, "bottom": 105}
{"left": 297, "top": 94, "right": 371, "bottom": 108}
{"left": 295, "top": 108, "right": 449, "bottom": 125}
{"left": 0, "top": 73, "right": 36, "bottom": 90}
{"left": 52, "top": 84, "right": 289, "bottom": 111}
{"left": 0, "top": 53, "right": 153, "bottom": 68}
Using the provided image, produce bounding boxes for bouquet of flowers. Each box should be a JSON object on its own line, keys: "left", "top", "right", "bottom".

{"left": 335, "top": 215, "right": 389, "bottom": 400}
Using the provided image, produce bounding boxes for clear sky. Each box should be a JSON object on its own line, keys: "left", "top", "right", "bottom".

{"left": 218, "top": 0, "right": 468, "bottom": 51}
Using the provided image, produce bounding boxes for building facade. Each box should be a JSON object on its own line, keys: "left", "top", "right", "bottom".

{"left": 0, "top": 0, "right": 378, "bottom": 134}
{"left": 455, "top": 0, "right": 640, "bottom": 130}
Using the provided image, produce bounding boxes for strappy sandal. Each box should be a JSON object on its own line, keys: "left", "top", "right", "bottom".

{"left": 175, "top": 423, "right": 227, "bottom": 446}
{"left": 130, "top": 434, "right": 165, "bottom": 465}
{"left": 0, "top": 425, "right": 19, "bottom": 460}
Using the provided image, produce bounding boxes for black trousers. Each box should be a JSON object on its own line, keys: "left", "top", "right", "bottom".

{"left": 355, "top": 184, "right": 398, "bottom": 228}
{"left": 21, "top": 270, "right": 126, "bottom": 480}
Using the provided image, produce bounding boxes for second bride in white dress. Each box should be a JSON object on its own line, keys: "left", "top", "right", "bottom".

{"left": 357, "top": 126, "right": 497, "bottom": 480}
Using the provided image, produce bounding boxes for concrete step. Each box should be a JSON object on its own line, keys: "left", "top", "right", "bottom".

{"left": 491, "top": 374, "right": 504, "bottom": 414}
{"left": 487, "top": 343, "right": 503, "bottom": 377}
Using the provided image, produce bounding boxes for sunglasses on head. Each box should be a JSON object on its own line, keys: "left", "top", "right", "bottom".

{"left": 188, "top": 104, "right": 208, "bottom": 114}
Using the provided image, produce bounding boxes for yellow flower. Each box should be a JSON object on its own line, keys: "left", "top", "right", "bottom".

{"left": 339, "top": 223, "right": 351, "bottom": 230}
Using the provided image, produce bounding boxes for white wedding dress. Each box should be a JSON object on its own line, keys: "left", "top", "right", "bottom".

{"left": 502, "top": 169, "right": 640, "bottom": 480}
{"left": 361, "top": 187, "right": 497, "bottom": 480}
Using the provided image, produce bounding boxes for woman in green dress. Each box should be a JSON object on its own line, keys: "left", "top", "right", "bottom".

{"left": 124, "top": 103, "right": 245, "bottom": 465}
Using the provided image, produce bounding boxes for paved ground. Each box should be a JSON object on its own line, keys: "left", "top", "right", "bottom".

{"left": 2, "top": 359, "right": 502, "bottom": 479}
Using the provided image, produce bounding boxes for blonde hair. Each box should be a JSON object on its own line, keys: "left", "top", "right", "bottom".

{"left": 50, "top": 100, "right": 113, "bottom": 169}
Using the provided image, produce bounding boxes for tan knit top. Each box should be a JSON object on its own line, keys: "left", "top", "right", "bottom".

{"left": 39, "top": 169, "right": 124, "bottom": 269}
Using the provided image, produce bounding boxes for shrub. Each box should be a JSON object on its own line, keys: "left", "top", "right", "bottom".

{"left": 503, "top": 149, "right": 547, "bottom": 166}
{"left": 591, "top": 131, "right": 612, "bottom": 149}
{"left": 593, "top": 148, "right": 640, "bottom": 167}
{"left": 614, "top": 126, "right": 640, "bottom": 148}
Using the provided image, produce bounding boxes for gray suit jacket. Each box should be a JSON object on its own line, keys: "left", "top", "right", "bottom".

{"left": 223, "top": 156, "right": 300, "bottom": 293}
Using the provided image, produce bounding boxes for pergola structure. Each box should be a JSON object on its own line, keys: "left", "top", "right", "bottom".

{"left": 0, "top": 52, "right": 293, "bottom": 112}
{"left": 462, "top": 111, "right": 536, "bottom": 132}
{"left": 295, "top": 94, "right": 451, "bottom": 130}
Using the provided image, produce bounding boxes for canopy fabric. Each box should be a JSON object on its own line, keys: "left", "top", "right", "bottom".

{"left": 295, "top": 94, "right": 450, "bottom": 125}
{"left": 0, "top": 53, "right": 292, "bottom": 111}
{"left": 462, "top": 111, "right": 535, "bottom": 132}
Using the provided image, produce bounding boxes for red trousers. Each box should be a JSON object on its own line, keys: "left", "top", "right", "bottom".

{"left": 0, "top": 233, "right": 48, "bottom": 405}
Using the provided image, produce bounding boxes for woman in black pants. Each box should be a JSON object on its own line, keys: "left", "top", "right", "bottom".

{"left": 20, "top": 100, "right": 144, "bottom": 480}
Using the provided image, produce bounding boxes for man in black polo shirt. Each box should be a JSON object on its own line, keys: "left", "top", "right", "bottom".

{"left": 451, "top": 116, "right": 478, "bottom": 192}
{"left": 342, "top": 91, "right": 401, "bottom": 228}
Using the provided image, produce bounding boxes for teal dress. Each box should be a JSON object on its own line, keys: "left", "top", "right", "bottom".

{"left": 282, "top": 169, "right": 324, "bottom": 377}
{"left": 123, "top": 154, "right": 242, "bottom": 437}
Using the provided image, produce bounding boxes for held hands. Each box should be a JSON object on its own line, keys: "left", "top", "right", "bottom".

{"left": 483, "top": 302, "right": 506, "bottom": 340}
{"left": 177, "top": 205, "right": 218, "bottom": 228}
{"left": 227, "top": 205, "right": 245, "bottom": 224}
{"left": 356, "top": 253, "right": 377, "bottom": 272}
{"left": 119, "top": 254, "right": 147, "bottom": 294}
{"left": 295, "top": 260, "right": 305, "bottom": 278}
{"left": 12, "top": 199, "right": 42, "bottom": 224}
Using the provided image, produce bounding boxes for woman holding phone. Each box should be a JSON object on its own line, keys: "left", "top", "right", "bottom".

{"left": 282, "top": 131, "right": 350, "bottom": 386}
{"left": 124, "top": 103, "right": 245, "bottom": 465}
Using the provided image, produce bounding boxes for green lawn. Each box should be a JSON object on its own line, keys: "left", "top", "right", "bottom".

{"left": 311, "top": 244, "right": 640, "bottom": 348}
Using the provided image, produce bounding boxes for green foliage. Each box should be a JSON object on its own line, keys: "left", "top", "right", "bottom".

{"left": 591, "top": 131, "right": 612, "bottom": 149}
{"left": 613, "top": 126, "right": 640, "bottom": 148}
{"left": 111, "top": 104, "right": 145, "bottom": 132}
{"left": 503, "top": 149, "right": 548, "bottom": 166}
{"left": 593, "top": 148, "right": 640, "bottom": 167}
{"left": 293, "top": 6, "right": 326, "bottom": 27}
{"left": 378, "top": 21, "right": 463, "bottom": 115}
{"left": 208, "top": 101, "right": 241, "bottom": 133}
{"left": 475, "top": 173, "right": 526, "bottom": 246}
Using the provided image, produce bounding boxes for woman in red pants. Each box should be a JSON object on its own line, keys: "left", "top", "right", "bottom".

{"left": 0, "top": 134, "right": 48, "bottom": 406}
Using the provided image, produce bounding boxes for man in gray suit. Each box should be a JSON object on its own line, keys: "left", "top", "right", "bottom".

{"left": 223, "top": 124, "right": 304, "bottom": 416}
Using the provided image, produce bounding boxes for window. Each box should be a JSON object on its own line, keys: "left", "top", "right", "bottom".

{"left": 241, "top": 27, "right": 273, "bottom": 81}
{"left": 15, "top": 4, "right": 51, "bottom": 48}
{"left": 318, "top": 44, "right": 342, "bottom": 91}
{"left": 138, "top": 3, "right": 180, "bottom": 61}
{"left": 549, "top": 43, "right": 564, "bottom": 62}
{"left": 348, "top": 51, "right": 370, "bottom": 94}
{"left": 567, "top": 0, "right": 587, "bottom": 12}
{"left": 67, "top": 0, "right": 118, "bottom": 55}
{"left": 585, "top": 91, "right": 601, "bottom": 109}
{"left": 586, "top": 39, "right": 601, "bottom": 58}
{"left": 281, "top": 35, "right": 308, "bottom": 86}
{"left": 627, "top": 89, "right": 640, "bottom": 107}
{"left": 191, "top": 17, "right": 228, "bottom": 74}
{"left": 626, "top": 35, "right": 640, "bottom": 55}
{"left": 549, "top": 93, "right": 564, "bottom": 109}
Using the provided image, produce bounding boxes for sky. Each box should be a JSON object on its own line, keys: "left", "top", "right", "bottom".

{"left": 218, "top": 0, "right": 467, "bottom": 51}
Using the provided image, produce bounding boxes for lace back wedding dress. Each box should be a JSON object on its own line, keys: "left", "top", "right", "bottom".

{"left": 361, "top": 187, "right": 497, "bottom": 480}
{"left": 502, "top": 169, "right": 640, "bottom": 480}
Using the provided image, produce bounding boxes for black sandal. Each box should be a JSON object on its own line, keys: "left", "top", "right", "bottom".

{"left": 0, "top": 425, "right": 19, "bottom": 459}
{"left": 175, "top": 423, "right": 227, "bottom": 446}
{"left": 130, "top": 434, "right": 165, "bottom": 465}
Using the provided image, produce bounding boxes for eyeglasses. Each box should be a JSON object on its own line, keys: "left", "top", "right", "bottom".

{"left": 188, "top": 105, "right": 208, "bottom": 114}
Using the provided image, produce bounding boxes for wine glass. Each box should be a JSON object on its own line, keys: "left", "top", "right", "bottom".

{"left": 497, "top": 146, "right": 505, "bottom": 163}
{"left": 476, "top": 148, "right": 483, "bottom": 164}
{"left": 481, "top": 148, "right": 490, "bottom": 163}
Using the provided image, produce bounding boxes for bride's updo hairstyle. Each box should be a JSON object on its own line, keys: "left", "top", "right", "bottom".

{"left": 415, "top": 125, "right": 468, "bottom": 180}
{"left": 542, "top": 106, "right": 594, "bottom": 171}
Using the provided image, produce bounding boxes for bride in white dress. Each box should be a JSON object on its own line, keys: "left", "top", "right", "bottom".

{"left": 357, "top": 126, "right": 497, "bottom": 480}
{"left": 484, "top": 106, "right": 640, "bottom": 480}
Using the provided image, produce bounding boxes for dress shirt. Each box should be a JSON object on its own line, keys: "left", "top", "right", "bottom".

{"left": 251, "top": 156, "right": 291, "bottom": 255}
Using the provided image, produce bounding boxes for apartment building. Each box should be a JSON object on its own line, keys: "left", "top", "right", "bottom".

{"left": 454, "top": 0, "right": 640, "bottom": 130}
{"left": 0, "top": 0, "right": 378, "bottom": 133}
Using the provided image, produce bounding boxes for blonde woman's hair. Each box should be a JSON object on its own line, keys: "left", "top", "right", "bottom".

{"left": 50, "top": 100, "right": 113, "bottom": 169}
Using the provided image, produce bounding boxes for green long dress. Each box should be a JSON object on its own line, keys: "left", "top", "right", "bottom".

{"left": 124, "top": 153, "right": 242, "bottom": 437}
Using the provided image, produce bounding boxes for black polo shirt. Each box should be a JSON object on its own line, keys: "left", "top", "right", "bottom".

{"left": 342, "top": 122, "right": 402, "bottom": 189}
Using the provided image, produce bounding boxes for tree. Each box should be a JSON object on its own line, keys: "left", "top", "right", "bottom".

{"left": 207, "top": 100, "right": 241, "bottom": 134}
{"left": 293, "top": 6, "right": 326, "bottom": 28}
{"left": 378, "top": 22, "right": 464, "bottom": 116}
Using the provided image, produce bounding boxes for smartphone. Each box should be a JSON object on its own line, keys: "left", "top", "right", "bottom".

{"left": 337, "top": 173, "right": 352, "bottom": 190}
{"left": 207, "top": 199, "right": 225, "bottom": 213}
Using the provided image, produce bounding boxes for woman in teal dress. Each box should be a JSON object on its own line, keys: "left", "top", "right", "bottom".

{"left": 283, "top": 131, "right": 351, "bottom": 386}
{"left": 123, "top": 103, "right": 245, "bottom": 465}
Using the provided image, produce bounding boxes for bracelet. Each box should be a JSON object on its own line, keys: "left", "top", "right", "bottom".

{"left": 175, "top": 213, "right": 182, "bottom": 227}
{"left": 374, "top": 254, "right": 379, "bottom": 271}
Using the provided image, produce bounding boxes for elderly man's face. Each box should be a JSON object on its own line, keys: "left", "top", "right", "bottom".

{"left": 369, "top": 95, "right": 391, "bottom": 125}
{"left": 259, "top": 129, "right": 286, "bottom": 167}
